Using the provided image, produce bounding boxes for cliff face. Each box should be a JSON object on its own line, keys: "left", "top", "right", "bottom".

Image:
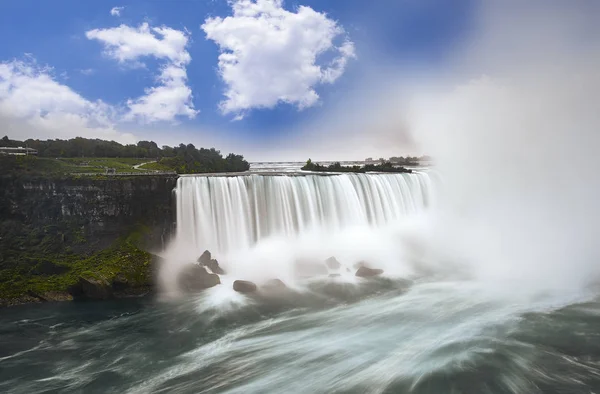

{"left": 0, "top": 175, "right": 178, "bottom": 269}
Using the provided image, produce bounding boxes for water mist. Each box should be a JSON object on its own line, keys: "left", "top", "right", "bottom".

{"left": 406, "top": 8, "right": 600, "bottom": 295}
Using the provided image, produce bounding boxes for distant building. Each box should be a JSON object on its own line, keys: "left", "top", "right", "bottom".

{"left": 0, "top": 147, "right": 38, "bottom": 156}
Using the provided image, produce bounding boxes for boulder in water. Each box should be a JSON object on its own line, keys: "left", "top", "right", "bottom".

{"left": 197, "top": 250, "right": 212, "bottom": 265}
{"left": 27, "top": 290, "right": 73, "bottom": 302}
{"left": 205, "top": 259, "right": 225, "bottom": 275}
{"left": 355, "top": 266, "right": 384, "bottom": 278}
{"left": 233, "top": 280, "right": 257, "bottom": 293}
{"left": 263, "top": 279, "right": 287, "bottom": 289}
{"left": 178, "top": 264, "right": 221, "bottom": 292}
{"left": 197, "top": 250, "right": 226, "bottom": 275}
{"left": 68, "top": 276, "right": 114, "bottom": 300}
{"left": 325, "top": 256, "right": 341, "bottom": 270}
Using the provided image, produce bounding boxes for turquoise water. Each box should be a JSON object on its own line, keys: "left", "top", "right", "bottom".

{"left": 2, "top": 277, "right": 600, "bottom": 394}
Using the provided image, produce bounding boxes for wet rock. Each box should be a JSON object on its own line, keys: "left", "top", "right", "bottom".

{"left": 197, "top": 250, "right": 212, "bottom": 265}
{"left": 68, "top": 276, "right": 114, "bottom": 300}
{"left": 205, "top": 259, "right": 226, "bottom": 275}
{"left": 355, "top": 266, "right": 384, "bottom": 278}
{"left": 111, "top": 273, "right": 129, "bottom": 291}
{"left": 197, "top": 250, "right": 226, "bottom": 275}
{"left": 263, "top": 279, "right": 287, "bottom": 289}
{"left": 178, "top": 264, "right": 221, "bottom": 292}
{"left": 233, "top": 280, "right": 257, "bottom": 293}
{"left": 27, "top": 290, "right": 73, "bottom": 302}
{"left": 325, "top": 256, "right": 341, "bottom": 270}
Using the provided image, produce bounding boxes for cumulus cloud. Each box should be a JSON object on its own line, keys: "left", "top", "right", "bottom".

{"left": 110, "top": 6, "right": 124, "bottom": 17}
{"left": 0, "top": 59, "right": 135, "bottom": 142}
{"left": 86, "top": 23, "right": 190, "bottom": 65}
{"left": 86, "top": 23, "right": 197, "bottom": 123}
{"left": 126, "top": 65, "right": 197, "bottom": 122}
{"left": 202, "top": 0, "right": 355, "bottom": 118}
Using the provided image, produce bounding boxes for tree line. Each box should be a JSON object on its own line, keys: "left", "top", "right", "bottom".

{"left": 302, "top": 159, "right": 412, "bottom": 174}
{"left": 1, "top": 136, "right": 250, "bottom": 174}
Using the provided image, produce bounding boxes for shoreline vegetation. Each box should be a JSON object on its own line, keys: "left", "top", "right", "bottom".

{"left": 0, "top": 227, "right": 157, "bottom": 307}
{"left": 301, "top": 159, "right": 413, "bottom": 173}
{"left": 0, "top": 136, "right": 250, "bottom": 176}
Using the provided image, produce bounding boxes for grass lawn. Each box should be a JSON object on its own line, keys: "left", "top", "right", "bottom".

{"left": 138, "top": 161, "right": 174, "bottom": 171}
{"left": 0, "top": 156, "right": 161, "bottom": 175}
{"left": 59, "top": 157, "right": 157, "bottom": 173}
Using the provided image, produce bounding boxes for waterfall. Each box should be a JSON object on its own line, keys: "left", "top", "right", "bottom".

{"left": 174, "top": 172, "right": 435, "bottom": 255}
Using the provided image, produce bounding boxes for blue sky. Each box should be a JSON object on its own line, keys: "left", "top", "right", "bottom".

{"left": 0, "top": 0, "right": 475, "bottom": 159}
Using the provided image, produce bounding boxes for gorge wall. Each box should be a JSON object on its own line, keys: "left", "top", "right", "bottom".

{"left": 0, "top": 175, "right": 178, "bottom": 264}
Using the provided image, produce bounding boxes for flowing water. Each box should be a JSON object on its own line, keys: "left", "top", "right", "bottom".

{"left": 2, "top": 171, "right": 600, "bottom": 394}
{"left": 174, "top": 172, "right": 434, "bottom": 254}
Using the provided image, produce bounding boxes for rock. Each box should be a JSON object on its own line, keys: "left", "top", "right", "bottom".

{"left": 111, "top": 273, "right": 129, "bottom": 291}
{"left": 178, "top": 264, "right": 221, "bottom": 292}
{"left": 325, "top": 256, "right": 341, "bottom": 270}
{"left": 68, "top": 276, "right": 114, "bottom": 300}
{"left": 354, "top": 261, "right": 367, "bottom": 269}
{"left": 263, "top": 279, "right": 287, "bottom": 289}
{"left": 196, "top": 250, "right": 226, "bottom": 275}
{"left": 31, "top": 260, "right": 70, "bottom": 276}
{"left": 205, "top": 258, "right": 225, "bottom": 275}
{"left": 233, "top": 280, "right": 257, "bottom": 293}
{"left": 40, "top": 291, "right": 73, "bottom": 302}
{"left": 355, "top": 266, "right": 384, "bottom": 278}
{"left": 197, "top": 250, "right": 212, "bottom": 265}
{"left": 80, "top": 277, "right": 113, "bottom": 299}
{"left": 27, "top": 290, "right": 72, "bottom": 302}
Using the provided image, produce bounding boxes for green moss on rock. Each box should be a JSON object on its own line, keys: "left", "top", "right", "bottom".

{"left": 0, "top": 227, "right": 158, "bottom": 305}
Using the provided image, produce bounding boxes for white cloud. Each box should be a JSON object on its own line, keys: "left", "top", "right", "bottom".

{"left": 126, "top": 65, "right": 197, "bottom": 122}
{"left": 110, "top": 6, "right": 124, "bottom": 17}
{"left": 202, "top": 0, "right": 355, "bottom": 118}
{"left": 79, "top": 68, "right": 95, "bottom": 75}
{"left": 86, "top": 23, "right": 190, "bottom": 66}
{"left": 0, "top": 59, "right": 135, "bottom": 142}
{"left": 86, "top": 23, "right": 197, "bottom": 123}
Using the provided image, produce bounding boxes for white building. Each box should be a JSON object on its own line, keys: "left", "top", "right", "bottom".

{"left": 0, "top": 147, "right": 38, "bottom": 156}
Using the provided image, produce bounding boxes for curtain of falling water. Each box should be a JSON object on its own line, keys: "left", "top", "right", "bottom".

{"left": 175, "top": 172, "right": 434, "bottom": 254}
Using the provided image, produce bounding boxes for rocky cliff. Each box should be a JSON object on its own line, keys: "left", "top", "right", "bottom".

{"left": 0, "top": 175, "right": 178, "bottom": 305}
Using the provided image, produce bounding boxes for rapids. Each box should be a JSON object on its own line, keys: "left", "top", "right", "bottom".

{"left": 1, "top": 280, "right": 600, "bottom": 393}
